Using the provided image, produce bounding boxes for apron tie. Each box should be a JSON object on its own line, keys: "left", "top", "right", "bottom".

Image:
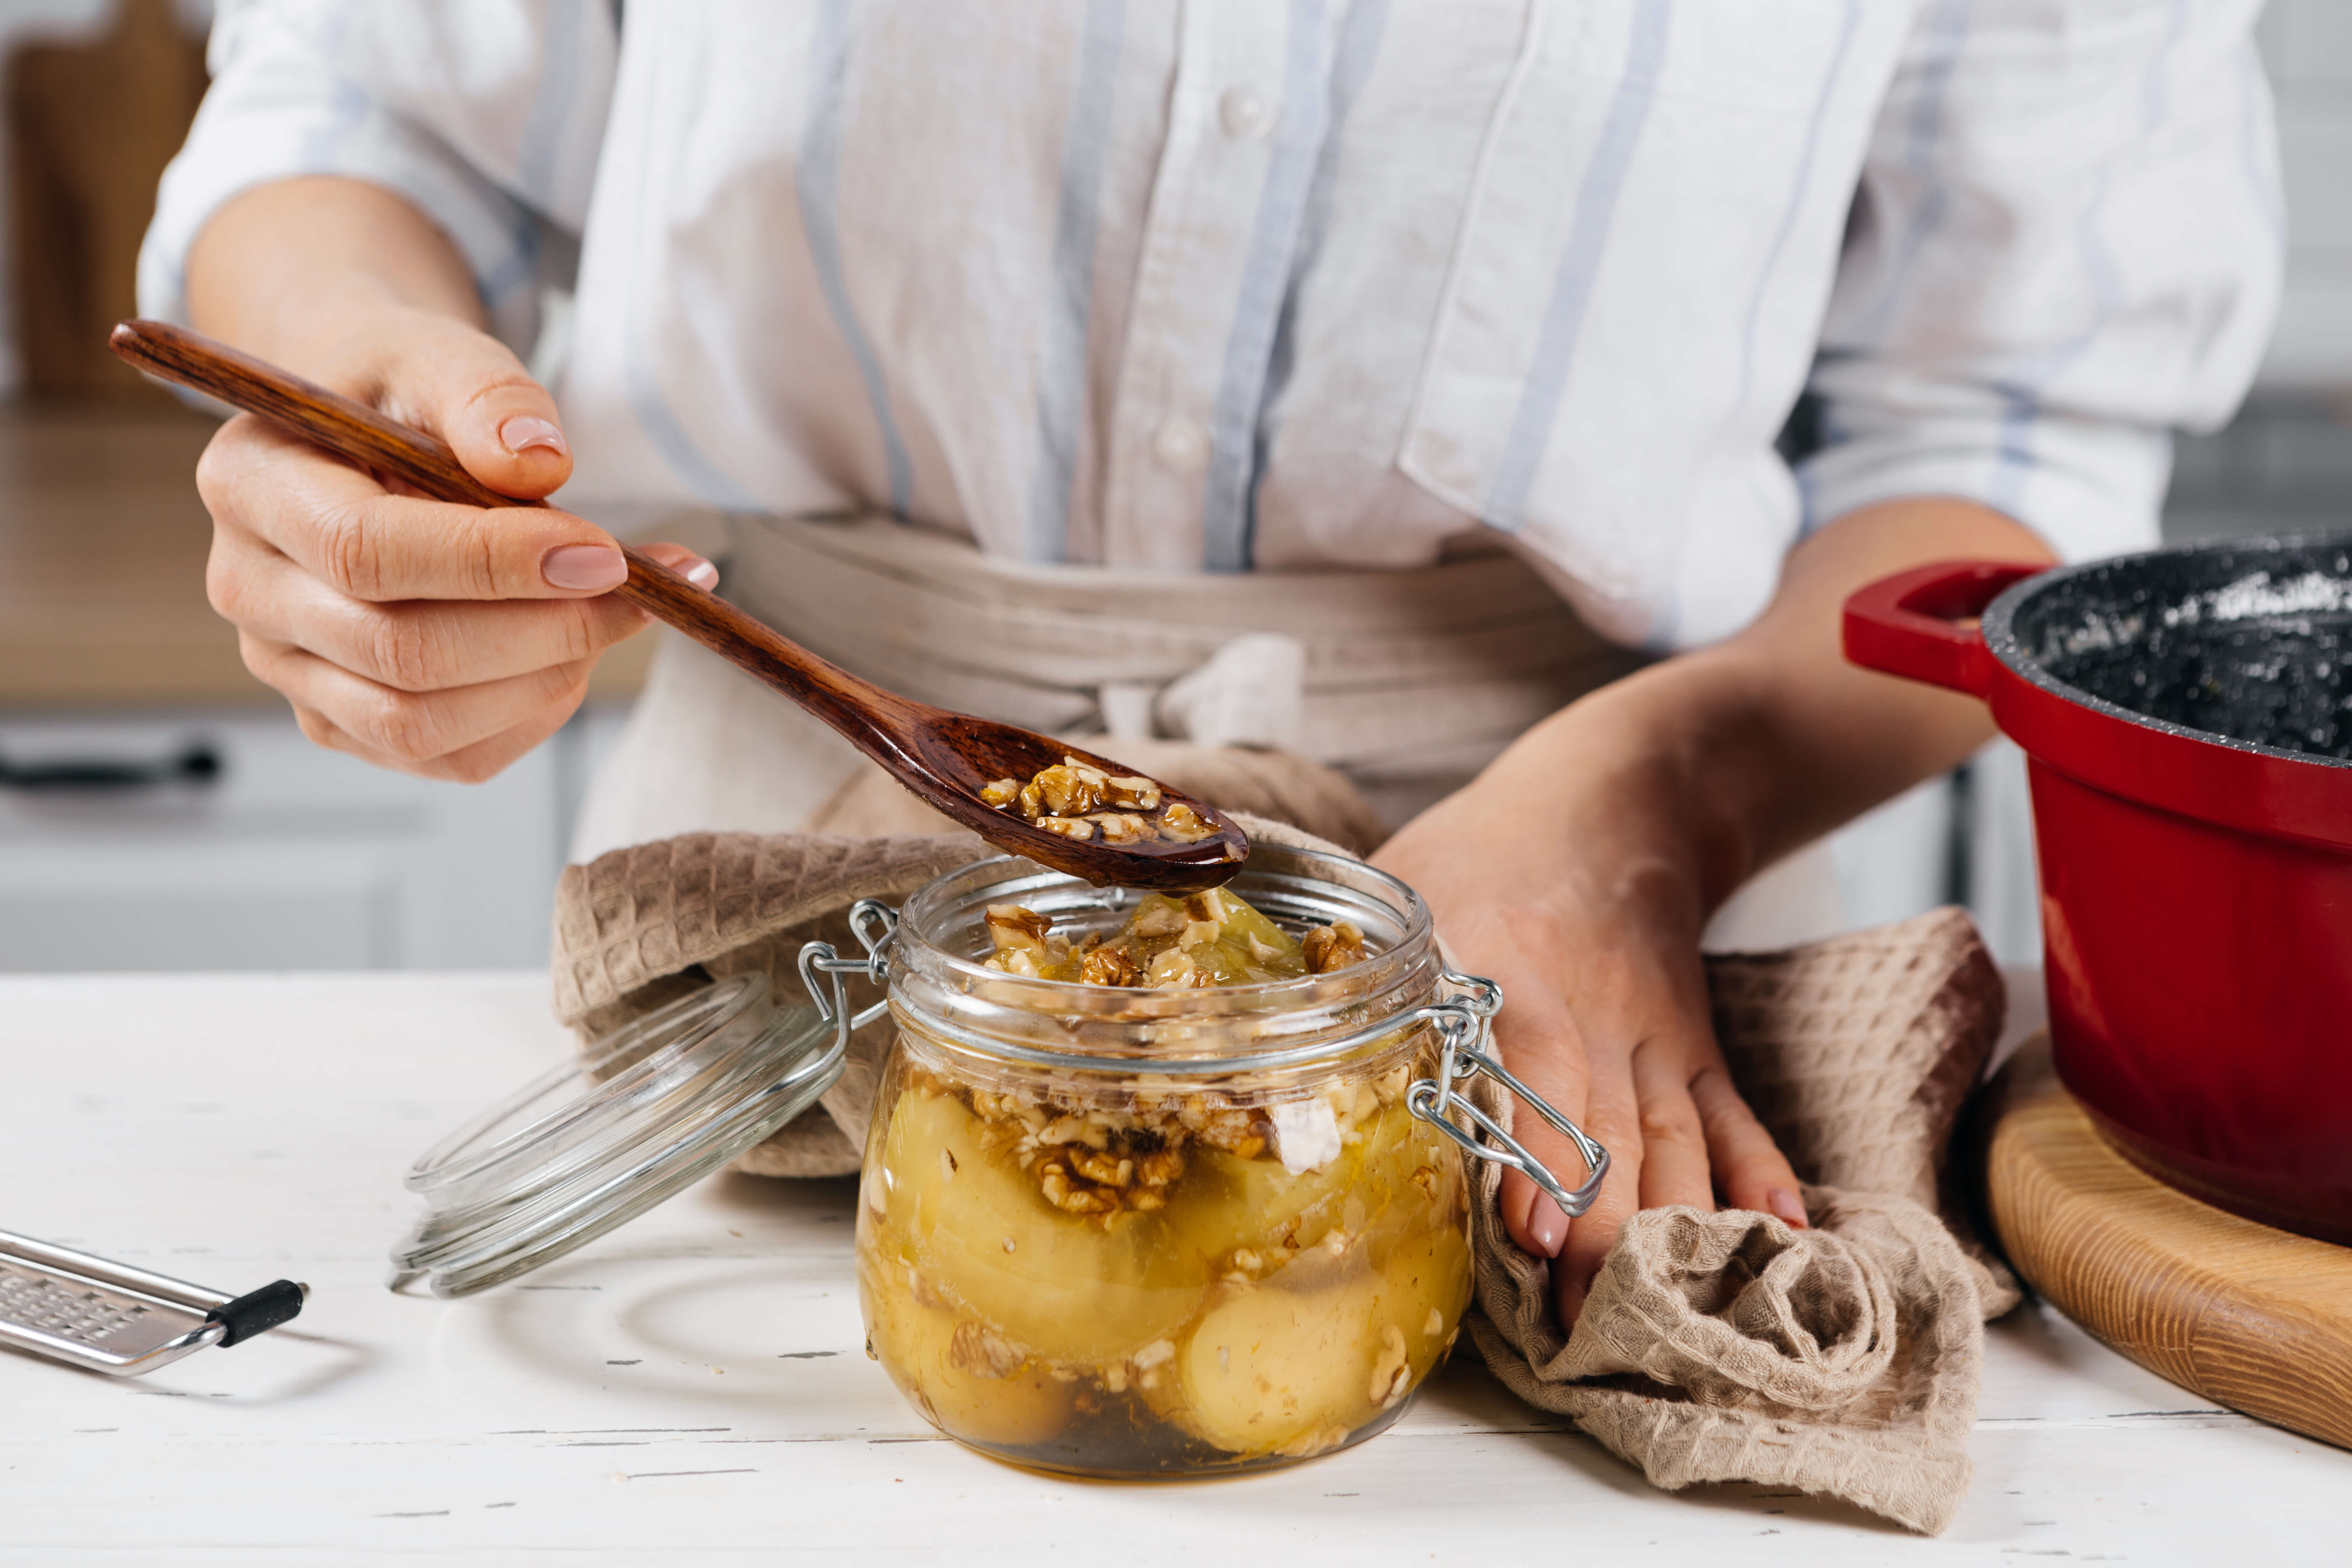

{"left": 1117, "top": 632, "right": 1307, "bottom": 750}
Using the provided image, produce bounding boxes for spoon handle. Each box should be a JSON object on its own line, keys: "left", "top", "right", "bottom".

{"left": 108, "top": 318, "right": 903, "bottom": 756}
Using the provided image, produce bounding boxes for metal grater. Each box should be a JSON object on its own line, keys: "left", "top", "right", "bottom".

{"left": 0, "top": 1228, "right": 307, "bottom": 1377}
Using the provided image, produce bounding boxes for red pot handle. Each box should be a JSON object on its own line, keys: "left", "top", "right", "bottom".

{"left": 1842, "top": 560, "right": 2046, "bottom": 698}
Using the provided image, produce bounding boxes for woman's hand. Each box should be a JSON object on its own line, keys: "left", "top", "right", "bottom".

{"left": 184, "top": 176, "right": 715, "bottom": 782}
{"left": 194, "top": 306, "right": 712, "bottom": 781}
{"left": 1375, "top": 498, "right": 2054, "bottom": 1326}
{"left": 1373, "top": 684, "right": 1806, "bottom": 1326}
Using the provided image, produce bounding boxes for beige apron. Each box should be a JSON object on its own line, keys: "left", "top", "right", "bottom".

{"left": 571, "top": 512, "right": 1847, "bottom": 946}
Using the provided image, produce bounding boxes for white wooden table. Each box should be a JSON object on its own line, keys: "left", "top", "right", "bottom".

{"left": 1, "top": 973, "right": 2343, "bottom": 1566}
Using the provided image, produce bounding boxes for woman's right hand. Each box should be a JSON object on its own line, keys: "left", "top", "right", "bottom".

{"left": 194, "top": 304, "right": 716, "bottom": 783}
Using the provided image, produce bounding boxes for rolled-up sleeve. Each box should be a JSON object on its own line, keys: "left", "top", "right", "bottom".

{"left": 137, "top": 0, "right": 619, "bottom": 355}
{"left": 1800, "top": 0, "right": 2283, "bottom": 564}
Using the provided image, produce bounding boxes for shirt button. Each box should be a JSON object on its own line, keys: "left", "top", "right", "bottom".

{"left": 1152, "top": 420, "right": 1210, "bottom": 472}
{"left": 1219, "top": 86, "right": 1273, "bottom": 140}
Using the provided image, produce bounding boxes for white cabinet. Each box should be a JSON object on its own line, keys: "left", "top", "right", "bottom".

{"left": 0, "top": 707, "right": 625, "bottom": 972}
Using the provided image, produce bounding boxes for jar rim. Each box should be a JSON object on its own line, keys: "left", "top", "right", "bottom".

{"left": 901, "top": 845, "right": 1428, "bottom": 993}
{"left": 887, "top": 845, "right": 1443, "bottom": 1076}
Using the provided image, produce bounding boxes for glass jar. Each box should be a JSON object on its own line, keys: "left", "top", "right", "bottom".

{"left": 853, "top": 843, "right": 1604, "bottom": 1477}
{"left": 385, "top": 841, "right": 1603, "bottom": 1477}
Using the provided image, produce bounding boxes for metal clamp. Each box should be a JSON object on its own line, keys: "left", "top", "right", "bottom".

{"left": 1404, "top": 971, "right": 1611, "bottom": 1220}
{"left": 796, "top": 898, "right": 899, "bottom": 1060}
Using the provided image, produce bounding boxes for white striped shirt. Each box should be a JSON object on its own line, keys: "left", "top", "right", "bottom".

{"left": 142, "top": 0, "right": 2281, "bottom": 649}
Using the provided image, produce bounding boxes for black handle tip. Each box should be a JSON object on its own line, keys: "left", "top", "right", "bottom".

{"left": 207, "top": 1279, "right": 308, "bottom": 1347}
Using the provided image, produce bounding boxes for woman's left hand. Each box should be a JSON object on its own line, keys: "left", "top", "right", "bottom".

{"left": 1373, "top": 497, "right": 2052, "bottom": 1327}
{"left": 1372, "top": 681, "right": 1806, "bottom": 1327}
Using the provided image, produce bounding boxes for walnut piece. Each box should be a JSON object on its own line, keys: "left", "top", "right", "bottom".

{"left": 1128, "top": 901, "right": 1186, "bottom": 939}
{"left": 949, "top": 1320, "right": 1027, "bottom": 1379}
{"left": 985, "top": 903, "right": 1053, "bottom": 947}
{"left": 1183, "top": 888, "right": 1232, "bottom": 923}
{"left": 1038, "top": 1159, "right": 1119, "bottom": 1215}
{"left": 1078, "top": 944, "right": 1140, "bottom": 987}
{"left": 1092, "top": 812, "right": 1152, "bottom": 844}
{"left": 1158, "top": 802, "right": 1214, "bottom": 842}
{"left": 1133, "top": 1148, "right": 1185, "bottom": 1189}
{"left": 1070, "top": 1148, "right": 1135, "bottom": 1188}
{"left": 1104, "top": 775, "right": 1162, "bottom": 811}
{"left": 1301, "top": 920, "right": 1366, "bottom": 975}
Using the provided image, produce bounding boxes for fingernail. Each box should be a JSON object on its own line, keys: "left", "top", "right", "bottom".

{"left": 1526, "top": 1200, "right": 1568, "bottom": 1259}
{"left": 684, "top": 556, "right": 720, "bottom": 590}
{"left": 541, "top": 544, "right": 626, "bottom": 590}
{"left": 1767, "top": 1187, "right": 1809, "bottom": 1230}
{"left": 501, "top": 415, "right": 568, "bottom": 456}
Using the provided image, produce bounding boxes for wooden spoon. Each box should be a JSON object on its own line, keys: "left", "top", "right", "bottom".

{"left": 110, "top": 318, "right": 1248, "bottom": 891}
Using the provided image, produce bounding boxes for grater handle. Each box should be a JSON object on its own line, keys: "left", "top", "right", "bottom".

{"left": 207, "top": 1280, "right": 308, "bottom": 1347}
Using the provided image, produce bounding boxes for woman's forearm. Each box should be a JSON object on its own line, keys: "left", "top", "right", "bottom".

{"left": 1484, "top": 496, "right": 2056, "bottom": 917}
{"left": 1696, "top": 497, "right": 2053, "bottom": 874}
{"left": 185, "top": 176, "right": 483, "bottom": 371}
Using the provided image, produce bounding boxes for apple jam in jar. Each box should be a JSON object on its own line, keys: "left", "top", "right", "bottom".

{"left": 856, "top": 845, "right": 1499, "bottom": 1477}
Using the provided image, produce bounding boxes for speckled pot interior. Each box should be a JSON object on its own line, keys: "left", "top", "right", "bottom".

{"left": 1982, "top": 531, "right": 2352, "bottom": 769}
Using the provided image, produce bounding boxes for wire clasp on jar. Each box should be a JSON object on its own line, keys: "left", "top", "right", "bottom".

{"left": 1405, "top": 971, "right": 1610, "bottom": 1220}
{"left": 796, "top": 899, "right": 899, "bottom": 1065}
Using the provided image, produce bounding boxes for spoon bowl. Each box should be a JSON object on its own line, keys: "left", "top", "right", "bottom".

{"left": 111, "top": 318, "right": 1248, "bottom": 891}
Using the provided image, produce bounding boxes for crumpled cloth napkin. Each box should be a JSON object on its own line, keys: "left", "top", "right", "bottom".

{"left": 1467, "top": 905, "right": 2018, "bottom": 1535}
{"left": 553, "top": 790, "right": 2014, "bottom": 1534}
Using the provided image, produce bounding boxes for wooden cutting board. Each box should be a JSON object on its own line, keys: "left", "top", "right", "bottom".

{"left": 1981, "top": 1037, "right": 2352, "bottom": 1450}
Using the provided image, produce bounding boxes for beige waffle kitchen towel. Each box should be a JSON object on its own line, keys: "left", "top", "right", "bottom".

{"left": 1466, "top": 903, "right": 2016, "bottom": 1536}
{"left": 552, "top": 812, "right": 2011, "bottom": 1534}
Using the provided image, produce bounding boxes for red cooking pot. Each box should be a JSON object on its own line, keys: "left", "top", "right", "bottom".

{"left": 1843, "top": 536, "right": 2352, "bottom": 1244}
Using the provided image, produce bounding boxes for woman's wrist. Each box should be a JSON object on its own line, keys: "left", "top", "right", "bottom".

{"left": 1519, "top": 660, "right": 1769, "bottom": 918}
{"left": 1425, "top": 675, "right": 1730, "bottom": 943}
{"left": 1467, "top": 493, "right": 2054, "bottom": 923}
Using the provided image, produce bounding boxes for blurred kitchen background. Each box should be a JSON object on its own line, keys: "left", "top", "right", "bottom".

{"left": 1, "top": 0, "right": 2344, "bottom": 973}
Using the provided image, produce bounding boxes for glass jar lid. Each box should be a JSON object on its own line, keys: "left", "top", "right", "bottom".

{"left": 387, "top": 969, "right": 858, "bottom": 1298}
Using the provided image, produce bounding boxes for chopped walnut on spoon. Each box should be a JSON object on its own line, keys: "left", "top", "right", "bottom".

{"left": 980, "top": 757, "right": 1219, "bottom": 846}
